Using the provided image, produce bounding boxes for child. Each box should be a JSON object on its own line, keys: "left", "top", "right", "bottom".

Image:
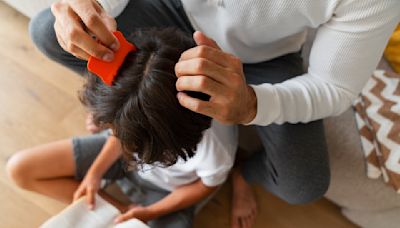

{"left": 6, "top": 28, "right": 237, "bottom": 228}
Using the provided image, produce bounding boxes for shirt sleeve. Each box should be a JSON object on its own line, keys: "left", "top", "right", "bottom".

{"left": 195, "top": 122, "right": 238, "bottom": 187}
{"left": 247, "top": 0, "right": 400, "bottom": 126}
{"left": 96, "top": 0, "right": 129, "bottom": 18}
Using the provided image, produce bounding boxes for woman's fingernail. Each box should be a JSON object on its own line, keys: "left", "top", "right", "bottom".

{"left": 102, "top": 53, "right": 114, "bottom": 62}
{"left": 111, "top": 42, "right": 119, "bottom": 51}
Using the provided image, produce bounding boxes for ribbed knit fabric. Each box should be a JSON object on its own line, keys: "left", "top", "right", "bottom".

{"left": 100, "top": 0, "right": 400, "bottom": 126}
{"left": 97, "top": 0, "right": 128, "bottom": 18}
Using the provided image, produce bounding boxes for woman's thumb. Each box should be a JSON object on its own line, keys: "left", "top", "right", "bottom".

{"left": 193, "top": 31, "right": 220, "bottom": 49}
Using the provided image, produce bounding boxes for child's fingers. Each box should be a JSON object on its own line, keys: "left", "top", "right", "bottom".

{"left": 114, "top": 211, "right": 133, "bottom": 224}
{"left": 73, "top": 186, "right": 85, "bottom": 202}
{"left": 86, "top": 187, "right": 96, "bottom": 210}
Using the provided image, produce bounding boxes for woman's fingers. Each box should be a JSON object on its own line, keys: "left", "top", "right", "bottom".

{"left": 68, "top": 0, "right": 118, "bottom": 50}
{"left": 175, "top": 31, "right": 256, "bottom": 124}
{"left": 67, "top": 21, "right": 114, "bottom": 61}
{"left": 193, "top": 31, "right": 220, "bottom": 50}
{"left": 51, "top": 0, "right": 117, "bottom": 61}
{"left": 175, "top": 58, "right": 235, "bottom": 85}
{"left": 176, "top": 75, "right": 225, "bottom": 97}
{"left": 179, "top": 45, "right": 242, "bottom": 72}
{"left": 177, "top": 92, "right": 221, "bottom": 118}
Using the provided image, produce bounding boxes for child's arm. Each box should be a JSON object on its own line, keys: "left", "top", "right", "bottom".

{"left": 86, "top": 135, "right": 122, "bottom": 176}
{"left": 73, "top": 135, "right": 122, "bottom": 209}
{"left": 114, "top": 179, "right": 218, "bottom": 223}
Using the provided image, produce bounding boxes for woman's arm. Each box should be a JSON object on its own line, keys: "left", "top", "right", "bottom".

{"left": 175, "top": 1, "right": 400, "bottom": 126}
{"left": 248, "top": 0, "right": 400, "bottom": 125}
{"left": 115, "top": 179, "right": 218, "bottom": 223}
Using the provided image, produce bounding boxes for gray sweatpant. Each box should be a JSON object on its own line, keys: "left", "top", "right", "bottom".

{"left": 29, "top": 0, "right": 330, "bottom": 206}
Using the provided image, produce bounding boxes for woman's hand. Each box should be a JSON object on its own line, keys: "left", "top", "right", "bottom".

{"left": 114, "top": 205, "right": 154, "bottom": 224}
{"left": 175, "top": 31, "right": 257, "bottom": 125}
{"left": 51, "top": 0, "right": 119, "bottom": 61}
{"left": 73, "top": 172, "right": 102, "bottom": 210}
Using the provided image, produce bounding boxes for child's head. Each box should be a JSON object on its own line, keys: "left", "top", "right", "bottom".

{"left": 80, "top": 28, "right": 211, "bottom": 166}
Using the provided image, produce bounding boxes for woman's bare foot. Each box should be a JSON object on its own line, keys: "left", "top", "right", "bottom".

{"left": 85, "top": 113, "right": 103, "bottom": 134}
{"left": 231, "top": 169, "right": 258, "bottom": 228}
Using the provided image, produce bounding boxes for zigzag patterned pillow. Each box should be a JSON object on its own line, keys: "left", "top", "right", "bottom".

{"left": 354, "top": 69, "right": 400, "bottom": 193}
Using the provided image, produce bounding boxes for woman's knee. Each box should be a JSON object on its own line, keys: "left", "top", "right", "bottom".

{"left": 6, "top": 151, "right": 36, "bottom": 189}
{"left": 272, "top": 164, "right": 331, "bottom": 205}
{"left": 29, "top": 8, "right": 61, "bottom": 60}
{"left": 255, "top": 121, "right": 331, "bottom": 204}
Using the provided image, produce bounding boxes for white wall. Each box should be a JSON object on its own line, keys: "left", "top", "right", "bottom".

{"left": 2, "top": 0, "right": 56, "bottom": 18}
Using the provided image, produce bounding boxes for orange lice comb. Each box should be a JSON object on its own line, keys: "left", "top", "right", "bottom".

{"left": 87, "top": 31, "right": 136, "bottom": 86}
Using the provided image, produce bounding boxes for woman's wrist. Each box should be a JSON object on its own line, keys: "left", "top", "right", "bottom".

{"left": 241, "top": 85, "right": 257, "bottom": 124}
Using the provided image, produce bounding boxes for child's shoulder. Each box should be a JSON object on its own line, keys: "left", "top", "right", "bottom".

{"left": 196, "top": 120, "right": 238, "bottom": 156}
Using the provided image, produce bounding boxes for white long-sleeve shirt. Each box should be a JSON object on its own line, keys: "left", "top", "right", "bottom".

{"left": 98, "top": 0, "right": 400, "bottom": 126}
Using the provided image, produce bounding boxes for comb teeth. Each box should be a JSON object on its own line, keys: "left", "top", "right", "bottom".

{"left": 87, "top": 31, "right": 136, "bottom": 86}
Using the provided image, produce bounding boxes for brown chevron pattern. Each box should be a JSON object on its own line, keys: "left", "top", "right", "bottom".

{"left": 354, "top": 70, "right": 400, "bottom": 193}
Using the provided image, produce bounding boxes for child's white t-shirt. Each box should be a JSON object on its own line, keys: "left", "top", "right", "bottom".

{"left": 136, "top": 120, "right": 238, "bottom": 191}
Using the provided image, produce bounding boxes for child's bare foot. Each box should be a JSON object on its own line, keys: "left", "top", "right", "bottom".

{"left": 86, "top": 113, "right": 103, "bottom": 134}
{"left": 231, "top": 170, "right": 257, "bottom": 228}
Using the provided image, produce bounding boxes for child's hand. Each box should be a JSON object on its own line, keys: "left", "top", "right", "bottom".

{"left": 114, "top": 205, "right": 153, "bottom": 224}
{"left": 73, "top": 172, "right": 102, "bottom": 210}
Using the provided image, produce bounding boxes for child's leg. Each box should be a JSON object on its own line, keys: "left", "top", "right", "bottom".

{"left": 148, "top": 207, "right": 194, "bottom": 228}
{"left": 6, "top": 138, "right": 127, "bottom": 211}
{"left": 6, "top": 139, "right": 79, "bottom": 203}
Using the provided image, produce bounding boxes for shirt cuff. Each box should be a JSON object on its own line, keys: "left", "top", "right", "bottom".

{"left": 245, "top": 84, "right": 281, "bottom": 126}
{"left": 96, "top": 0, "right": 129, "bottom": 18}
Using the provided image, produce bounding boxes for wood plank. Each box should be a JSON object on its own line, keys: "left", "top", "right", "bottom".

{"left": 0, "top": 53, "right": 86, "bottom": 158}
{"left": 0, "top": 179, "right": 53, "bottom": 228}
{"left": 0, "top": 1, "right": 84, "bottom": 98}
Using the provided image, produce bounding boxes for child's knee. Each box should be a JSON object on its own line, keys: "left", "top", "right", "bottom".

{"left": 6, "top": 152, "right": 35, "bottom": 189}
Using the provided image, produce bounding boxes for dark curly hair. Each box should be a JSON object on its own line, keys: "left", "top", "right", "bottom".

{"left": 79, "top": 28, "right": 211, "bottom": 166}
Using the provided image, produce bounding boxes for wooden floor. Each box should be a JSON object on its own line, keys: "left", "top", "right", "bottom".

{"left": 0, "top": 2, "right": 357, "bottom": 228}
